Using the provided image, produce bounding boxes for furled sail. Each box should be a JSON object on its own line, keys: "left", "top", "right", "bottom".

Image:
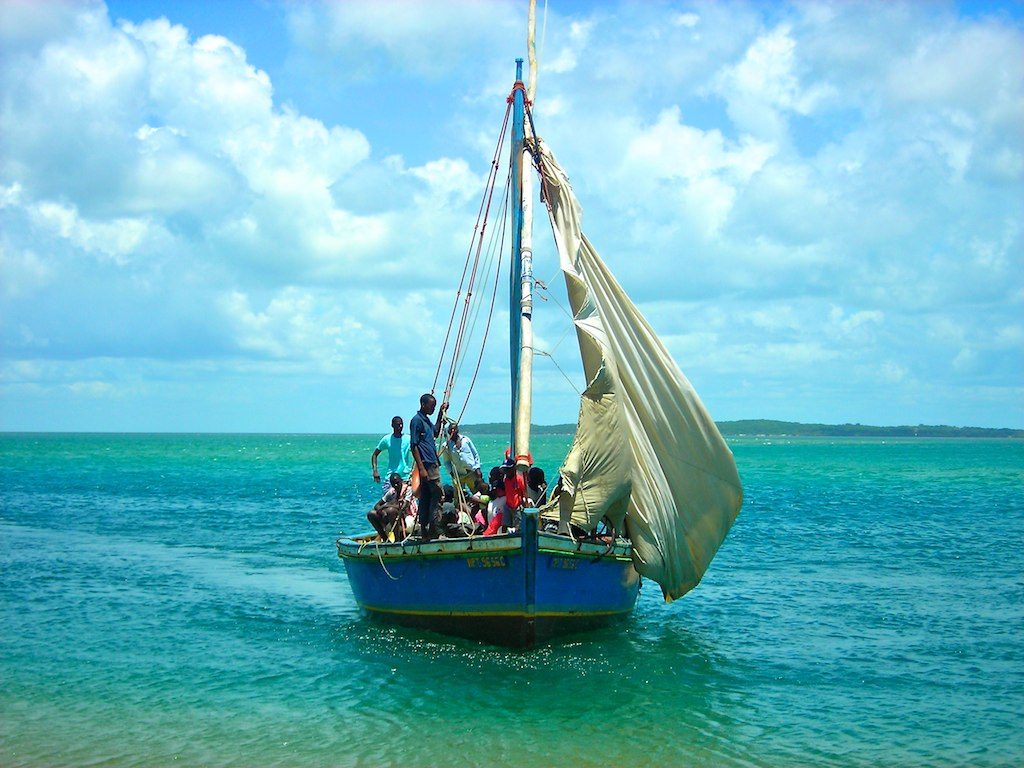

{"left": 536, "top": 139, "right": 743, "bottom": 601}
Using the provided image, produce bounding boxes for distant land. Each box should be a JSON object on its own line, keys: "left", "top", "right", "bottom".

{"left": 461, "top": 420, "right": 1024, "bottom": 438}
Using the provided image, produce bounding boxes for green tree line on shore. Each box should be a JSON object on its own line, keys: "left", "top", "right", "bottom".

{"left": 460, "top": 420, "right": 1023, "bottom": 438}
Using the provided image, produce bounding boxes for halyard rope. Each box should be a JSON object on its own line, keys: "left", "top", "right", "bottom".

{"left": 432, "top": 100, "right": 513, "bottom": 395}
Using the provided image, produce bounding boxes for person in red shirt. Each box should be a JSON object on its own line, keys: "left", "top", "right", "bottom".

{"left": 483, "top": 453, "right": 533, "bottom": 535}
{"left": 503, "top": 462, "right": 525, "bottom": 511}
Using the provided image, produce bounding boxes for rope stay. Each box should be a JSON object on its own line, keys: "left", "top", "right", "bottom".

{"left": 456, "top": 174, "right": 511, "bottom": 424}
{"left": 431, "top": 76, "right": 585, "bottom": 428}
{"left": 451, "top": 172, "right": 512, "bottom": 397}
{"left": 532, "top": 348, "right": 582, "bottom": 397}
{"left": 440, "top": 104, "right": 517, "bottom": 410}
{"left": 432, "top": 100, "right": 513, "bottom": 395}
{"left": 429, "top": 86, "right": 522, "bottom": 433}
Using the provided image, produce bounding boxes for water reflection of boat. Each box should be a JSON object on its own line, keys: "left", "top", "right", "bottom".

{"left": 337, "top": 5, "right": 742, "bottom": 647}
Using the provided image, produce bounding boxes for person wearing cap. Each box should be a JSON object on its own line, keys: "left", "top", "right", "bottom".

{"left": 440, "top": 423, "right": 482, "bottom": 492}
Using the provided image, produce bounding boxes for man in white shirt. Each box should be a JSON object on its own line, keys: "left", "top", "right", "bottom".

{"left": 441, "top": 424, "right": 482, "bottom": 491}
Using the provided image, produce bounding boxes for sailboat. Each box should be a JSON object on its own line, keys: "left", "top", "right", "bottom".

{"left": 337, "top": 15, "right": 742, "bottom": 648}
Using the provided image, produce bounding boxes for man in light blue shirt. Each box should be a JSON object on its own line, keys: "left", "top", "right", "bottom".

{"left": 371, "top": 416, "right": 413, "bottom": 495}
{"left": 441, "top": 423, "right": 482, "bottom": 491}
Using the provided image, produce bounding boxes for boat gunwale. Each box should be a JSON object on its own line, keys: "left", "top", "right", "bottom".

{"left": 336, "top": 530, "right": 633, "bottom": 561}
{"left": 337, "top": 534, "right": 522, "bottom": 561}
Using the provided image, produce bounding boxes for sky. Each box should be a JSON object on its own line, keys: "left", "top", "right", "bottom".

{"left": 1, "top": 0, "right": 1022, "bottom": 433}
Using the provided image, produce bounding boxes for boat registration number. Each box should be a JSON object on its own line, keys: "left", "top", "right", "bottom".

{"left": 549, "top": 556, "right": 578, "bottom": 570}
{"left": 467, "top": 556, "right": 507, "bottom": 569}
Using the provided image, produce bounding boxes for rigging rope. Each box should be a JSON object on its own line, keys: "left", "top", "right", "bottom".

{"left": 373, "top": 539, "right": 400, "bottom": 580}
{"left": 456, "top": 177, "right": 510, "bottom": 424}
{"left": 431, "top": 76, "right": 555, "bottom": 431}
{"left": 451, "top": 172, "right": 512, "bottom": 396}
{"left": 532, "top": 348, "right": 582, "bottom": 397}
{"left": 441, "top": 111, "right": 514, "bottom": 410}
{"left": 432, "top": 101, "right": 513, "bottom": 394}
{"left": 431, "top": 82, "right": 530, "bottom": 429}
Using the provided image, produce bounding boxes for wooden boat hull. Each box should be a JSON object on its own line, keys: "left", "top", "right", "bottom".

{"left": 337, "top": 512, "right": 640, "bottom": 647}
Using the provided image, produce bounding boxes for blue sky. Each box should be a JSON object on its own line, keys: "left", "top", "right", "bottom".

{"left": 1, "top": 0, "right": 1021, "bottom": 432}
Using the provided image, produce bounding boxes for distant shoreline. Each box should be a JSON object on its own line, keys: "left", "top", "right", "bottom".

{"left": 459, "top": 420, "right": 1024, "bottom": 439}
{"left": 1, "top": 421, "right": 1022, "bottom": 438}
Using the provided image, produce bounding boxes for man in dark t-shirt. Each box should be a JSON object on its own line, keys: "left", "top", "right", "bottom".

{"left": 410, "top": 392, "right": 447, "bottom": 540}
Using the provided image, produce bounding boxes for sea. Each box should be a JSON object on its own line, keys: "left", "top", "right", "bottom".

{"left": 1, "top": 433, "right": 1022, "bottom": 768}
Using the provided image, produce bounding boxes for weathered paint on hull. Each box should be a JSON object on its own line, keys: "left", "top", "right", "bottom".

{"left": 337, "top": 515, "right": 640, "bottom": 647}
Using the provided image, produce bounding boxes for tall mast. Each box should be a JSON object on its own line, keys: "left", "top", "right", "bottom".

{"left": 509, "top": 58, "right": 526, "bottom": 455}
{"left": 515, "top": 65, "right": 537, "bottom": 473}
{"left": 513, "top": 1, "right": 539, "bottom": 473}
{"left": 514, "top": 148, "right": 534, "bottom": 472}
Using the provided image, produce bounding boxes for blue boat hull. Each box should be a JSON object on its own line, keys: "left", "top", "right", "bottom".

{"left": 337, "top": 512, "right": 640, "bottom": 646}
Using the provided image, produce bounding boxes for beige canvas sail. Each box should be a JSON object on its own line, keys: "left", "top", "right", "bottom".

{"left": 536, "top": 140, "right": 743, "bottom": 601}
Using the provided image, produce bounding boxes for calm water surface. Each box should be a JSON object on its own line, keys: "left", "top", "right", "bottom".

{"left": 1, "top": 434, "right": 1022, "bottom": 767}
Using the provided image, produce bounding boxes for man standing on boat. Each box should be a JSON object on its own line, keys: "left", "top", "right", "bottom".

{"left": 371, "top": 416, "right": 413, "bottom": 495}
{"left": 410, "top": 393, "right": 447, "bottom": 541}
{"left": 440, "top": 423, "right": 482, "bottom": 492}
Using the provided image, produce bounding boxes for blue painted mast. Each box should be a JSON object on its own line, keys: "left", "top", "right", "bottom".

{"left": 509, "top": 58, "right": 537, "bottom": 630}
{"left": 509, "top": 58, "right": 526, "bottom": 454}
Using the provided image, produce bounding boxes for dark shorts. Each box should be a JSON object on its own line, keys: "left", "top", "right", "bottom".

{"left": 417, "top": 465, "right": 443, "bottom": 533}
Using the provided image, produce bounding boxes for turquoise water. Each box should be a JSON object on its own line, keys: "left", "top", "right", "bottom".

{"left": 2, "top": 433, "right": 1022, "bottom": 767}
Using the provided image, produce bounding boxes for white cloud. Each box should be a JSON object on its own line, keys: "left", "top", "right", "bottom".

{"left": 0, "top": 0, "right": 86, "bottom": 50}
{"left": 546, "top": 20, "right": 593, "bottom": 74}
{"left": 67, "top": 380, "right": 117, "bottom": 397}
{"left": 672, "top": 13, "right": 700, "bottom": 30}
{"left": 0, "top": 246, "right": 53, "bottom": 298}
{"left": 713, "top": 24, "right": 834, "bottom": 142}
{"left": 28, "top": 201, "right": 153, "bottom": 265}
{"left": 409, "top": 158, "right": 483, "bottom": 204}
{"left": 952, "top": 346, "right": 977, "bottom": 372}
{"left": 994, "top": 325, "right": 1024, "bottom": 348}
{"left": 1, "top": 5, "right": 387, "bottom": 288}
{"left": 880, "top": 361, "right": 908, "bottom": 384}
{"left": 620, "top": 107, "right": 774, "bottom": 237}
{"left": 218, "top": 288, "right": 372, "bottom": 366}
{"left": 287, "top": 0, "right": 520, "bottom": 78}
{"left": 827, "top": 306, "right": 884, "bottom": 342}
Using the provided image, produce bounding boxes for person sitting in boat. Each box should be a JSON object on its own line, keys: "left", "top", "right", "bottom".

{"left": 410, "top": 392, "right": 448, "bottom": 541}
{"left": 440, "top": 424, "right": 482, "bottom": 491}
{"left": 367, "top": 472, "right": 415, "bottom": 541}
{"left": 440, "top": 484, "right": 459, "bottom": 528}
{"left": 483, "top": 479, "right": 507, "bottom": 536}
{"left": 371, "top": 416, "right": 413, "bottom": 495}
{"left": 468, "top": 481, "right": 491, "bottom": 530}
{"left": 526, "top": 465, "right": 548, "bottom": 507}
{"left": 502, "top": 459, "right": 526, "bottom": 529}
